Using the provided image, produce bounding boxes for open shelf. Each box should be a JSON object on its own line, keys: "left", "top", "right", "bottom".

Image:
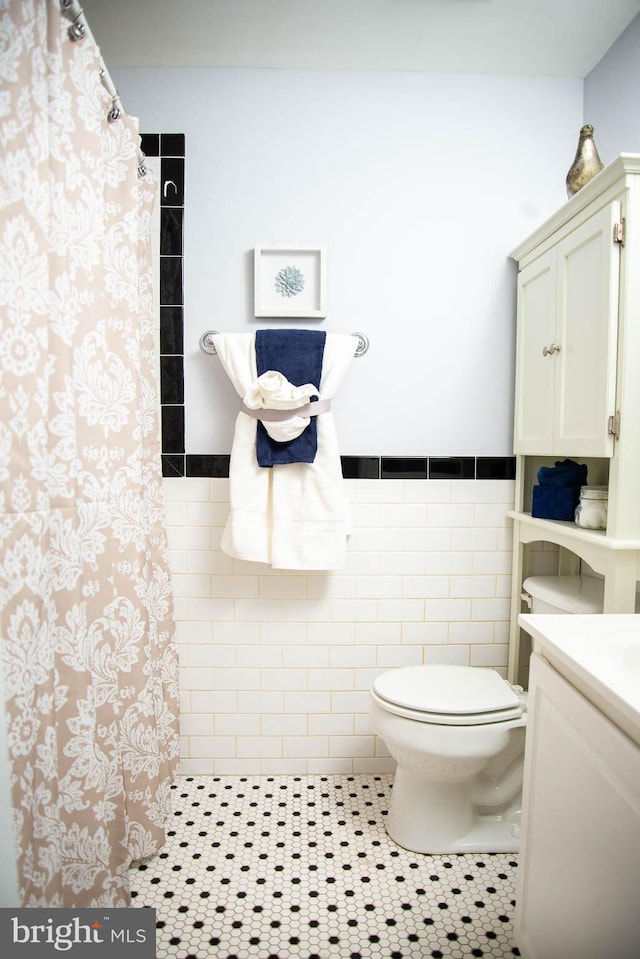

{"left": 508, "top": 511, "right": 640, "bottom": 551}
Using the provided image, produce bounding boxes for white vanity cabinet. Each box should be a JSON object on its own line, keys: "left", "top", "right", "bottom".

{"left": 508, "top": 155, "right": 640, "bottom": 685}
{"left": 515, "top": 617, "right": 640, "bottom": 959}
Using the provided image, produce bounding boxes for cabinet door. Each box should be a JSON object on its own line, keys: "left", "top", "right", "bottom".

{"left": 513, "top": 249, "right": 557, "bottom": 454}
{"left": 516, "top": 654, "right": 640, "bottom": 959}
{"left": 553, "top": 202, "right": 621, "bottom": 456}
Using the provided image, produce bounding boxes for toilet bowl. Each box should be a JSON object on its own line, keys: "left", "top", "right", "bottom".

{"left": 370, "top": 664, "right": 527, "bottom": 854}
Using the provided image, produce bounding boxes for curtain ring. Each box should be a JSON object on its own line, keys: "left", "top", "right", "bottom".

{"left": 137, "top": 147, "right": 148, "bottom": 178}
{"left": 65, "top": 0, "right": 87, "bottom": 42}
{"left": 69, "top": 18, "right": 86, "bottom": 40}
{"left": 108, "top": 100, "right": 122, "bottom": 122}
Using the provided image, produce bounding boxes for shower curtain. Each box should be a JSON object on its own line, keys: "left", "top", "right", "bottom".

{"left": 0, "top": 0, "right": 180, "bottom": 906}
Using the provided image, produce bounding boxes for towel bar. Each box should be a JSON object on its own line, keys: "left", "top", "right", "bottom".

{"left": 199, "top": 330, "right": 369, "bottom": 357}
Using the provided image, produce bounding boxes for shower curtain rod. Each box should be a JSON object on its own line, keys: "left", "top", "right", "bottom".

{"left": 59, "top": 0, "right": 148, "bottom": 176}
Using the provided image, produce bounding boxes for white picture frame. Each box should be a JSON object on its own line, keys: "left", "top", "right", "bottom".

{"left": 254, "top": 245, "right": 327, "bottom": 319}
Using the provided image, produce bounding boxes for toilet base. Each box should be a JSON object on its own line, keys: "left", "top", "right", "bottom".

{"left": 387, "top": 808, "right": 521, "bottom": 855}
{"left": 386, "top": 766, "right": 522, "bottom": 854}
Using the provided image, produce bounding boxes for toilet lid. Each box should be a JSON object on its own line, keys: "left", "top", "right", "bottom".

{"left": 373, "top": 665, "right": 521, "bottom": 717}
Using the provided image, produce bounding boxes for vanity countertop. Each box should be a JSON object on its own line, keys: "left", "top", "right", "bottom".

{"left": 518, "top": 613, "right": 640, "bottom": 748}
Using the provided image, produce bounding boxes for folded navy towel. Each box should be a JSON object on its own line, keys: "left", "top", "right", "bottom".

{"left": 255, "top": 329, "right": 326, "bottom": 467}
{"left": 537, "top": 459, "right": 588, "bottom": 488}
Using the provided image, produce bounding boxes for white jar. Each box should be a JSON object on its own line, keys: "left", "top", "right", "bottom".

{"left": 574, "top": 486, "right": 608, "bottom": 530}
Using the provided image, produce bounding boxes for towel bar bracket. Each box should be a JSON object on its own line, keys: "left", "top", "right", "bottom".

{"left": 199, "top": 330, "right": 219, "bottom": 355}
{"left": 199, "top": 330, "right": 369, "bottom": 358}
{"left": 353, "top": 332, "right": 369, "bottom": 357}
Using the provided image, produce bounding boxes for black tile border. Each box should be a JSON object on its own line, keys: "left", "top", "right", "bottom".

{"left": 160, "top": 157, "right": 185, "bottom": 206}
{"left": 381, "top": 457, "right": 428, "bottom": 480}
{"left": 429, "top": 456, "right": 475, "bottom": 480}
{"left": 167, "top": 455, "right": 516, "bottom": 481}
{"left": 140, "top": 133, "right": 159, "bottom": 157}
{"left": 341, "top": 456, "right": 380, "bottom": 480}
{"left": 160, "top": 356, "right": 184, "bottom": 405}
{"left": 145, "top": 132, "right": 186, "bottom": 467}
{"left": 161, "top": 133, "right": 185, "bottom": 157}
{"left": 476, "top": 456, "right": 517, "bottom": 480}
{"left": 160, "top": 256, "right": 183, "bottom": 306}
{"left": 161, "top": 406, "right": 185, "bottom": 454}
{"left": 186, "top": 454, "right": 231, "bottom": 478}
{"left": 160, "top": 306, "right": 184, "bottom": 355}
{"left": 162, "top": 454, "right": 185, "bottom": 478}
{"left": 160, "top": 207, "right": 184, "bottom": 256}
{"left": 146, "top": 134, "right": 516, "bottom": 488}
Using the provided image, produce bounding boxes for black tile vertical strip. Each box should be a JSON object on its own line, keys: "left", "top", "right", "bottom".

{"left": 160, "top": 307, "right": 184, "bottom": 354}
{"left": 160, "top": 158, "right": 185, "bottom": 206}
{"left": 161, "top": 406, "right": 185, "bottom": 454}
{"left": 145, "top": 133, "right": 186, "bottom": 476}
{"left": 160, "top": 257, "right": 184, "bottom": 305}
{"left": 161, "top": 356, "right": 184, "bottom": 404}
{"left": 161, "top": 208, "right": 183, "bottom": 256}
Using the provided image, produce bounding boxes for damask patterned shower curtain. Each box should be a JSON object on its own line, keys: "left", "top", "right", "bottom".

{"left": 0, "top": 0, "right": 179, "bottom": 906}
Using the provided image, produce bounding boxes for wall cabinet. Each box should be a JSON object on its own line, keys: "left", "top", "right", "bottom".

{"left": 508, "top": 155, "right": 640, "bottom": 685}
{"left": 514, "top": 202, "right": 620, "bottom": 457}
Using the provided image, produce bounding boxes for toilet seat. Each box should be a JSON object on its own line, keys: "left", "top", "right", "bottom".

{"left": 372, "top": 665, "right": 525, "bottom": 726}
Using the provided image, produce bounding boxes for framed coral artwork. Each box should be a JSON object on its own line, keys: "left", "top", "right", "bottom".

{"left": 254, "top": 245, "right": 327, "bottom": 319}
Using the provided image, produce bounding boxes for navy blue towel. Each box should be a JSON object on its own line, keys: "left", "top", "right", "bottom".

{"left": 537, "top": 459, "right": 588, "bottom": 488}
{"left": 255, "top": 329, "right": 326, "bottom": 467}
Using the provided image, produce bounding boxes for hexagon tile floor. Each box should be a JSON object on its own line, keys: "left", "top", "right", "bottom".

{"left": 130, "top": 774, "right": 521, "bottom": 959}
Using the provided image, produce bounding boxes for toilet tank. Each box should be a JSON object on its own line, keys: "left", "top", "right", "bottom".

{"left": 523, "top": 575, "right": 605, "bottom": 614}
{"left": 523, "top": 574, "right": 640, "bottom": 614}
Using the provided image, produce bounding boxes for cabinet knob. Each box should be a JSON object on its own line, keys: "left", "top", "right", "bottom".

{"left": 542, "top": 343, "right": 561, "bottom": 356}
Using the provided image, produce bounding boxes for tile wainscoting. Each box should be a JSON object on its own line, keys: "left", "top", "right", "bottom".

{"left": 163, "top": 476, "right": 561, "bottom": 775}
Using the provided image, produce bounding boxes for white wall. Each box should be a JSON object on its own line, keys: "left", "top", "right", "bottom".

{"left": 584, "top": 12, "right": 640, "bottom": 163}
{"left": 114, "top": 67, "right": 582, "bottom": 456}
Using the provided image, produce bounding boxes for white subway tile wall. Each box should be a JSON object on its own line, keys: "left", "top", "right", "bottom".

{"left": 164, "top": 476, "right": 519, "bottom": 775}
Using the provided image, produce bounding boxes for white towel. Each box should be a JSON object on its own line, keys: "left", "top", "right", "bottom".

{"left": 213, "top": 332, "right": 357, "bottom": 570}
{"left": 243, "top": 370, "right": 319, "bottom": 443}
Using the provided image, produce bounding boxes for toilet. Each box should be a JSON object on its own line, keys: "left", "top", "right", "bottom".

{"left": 371, "top": 664, "right": 527, "bottom": 855}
